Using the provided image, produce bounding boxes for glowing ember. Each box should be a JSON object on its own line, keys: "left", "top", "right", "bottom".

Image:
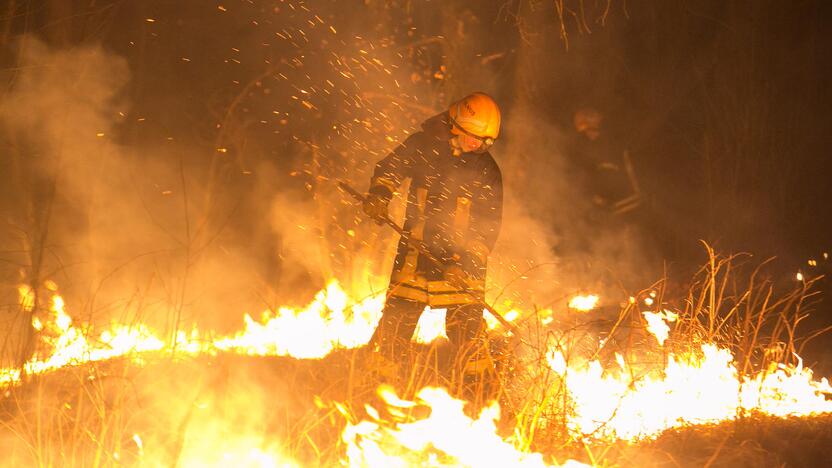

{"left": 568, "top": 294, "right": 599, "bottom": 311}
{"left": 341, "top": 385, "right": 589, "bottom": 467}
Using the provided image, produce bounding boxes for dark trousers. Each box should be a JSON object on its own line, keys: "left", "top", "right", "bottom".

{"left": 371, "top": 296, "right": 486, "bottom": 364}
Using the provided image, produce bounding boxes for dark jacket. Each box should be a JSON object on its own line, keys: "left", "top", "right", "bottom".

{"left": 369, "top": 112, "right": 503, "bottom": 306}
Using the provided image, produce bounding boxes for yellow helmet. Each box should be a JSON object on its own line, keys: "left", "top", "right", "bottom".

{"left": 449, "top": 92, "right": 501, "bottom": 141}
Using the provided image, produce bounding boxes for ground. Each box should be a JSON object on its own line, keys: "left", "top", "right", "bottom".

{"left": 2, "top": 346, "right": 831, "bottom": 467}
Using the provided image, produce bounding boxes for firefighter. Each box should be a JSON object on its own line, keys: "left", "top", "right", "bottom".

{"left": 362, "top": 92, "right": 503, "bottom": 383}
{"left": 571, "top": 107, "right": 640, "bottom": 215}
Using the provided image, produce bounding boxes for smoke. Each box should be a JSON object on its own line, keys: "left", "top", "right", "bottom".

{"left": 0, "top": 9, "right": 658, "bottom": 344}
{"left": 0, "top": 27, "right": 428, "bottom": 356}
{"left": 0, "top": 36, "right": 317, "bottom": 348}
{"left": 0, "top": 11, "right": 660, "bottom": 358}
{"left": 484, "top": 101, "right": 656, "bottom": 316}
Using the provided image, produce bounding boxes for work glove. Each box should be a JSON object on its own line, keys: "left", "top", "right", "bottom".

{"left": 442, "top": 252, "right": 472, "bottom": 287}
{"left": 362, "top": 192, "right": 389, "bottom": 223}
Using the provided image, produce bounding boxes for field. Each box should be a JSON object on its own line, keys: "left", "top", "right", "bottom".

{"left": 1, "top": 250, "right": 830, "bottom": 467}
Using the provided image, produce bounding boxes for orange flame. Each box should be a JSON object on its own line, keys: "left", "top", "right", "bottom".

{"left": 2, "top": 281, "right": 383, "bottom": 385}
{"left": 547, "top": 343, "right": 832, "bottom": 441}
{"left": 341, "top": 385, "right": 590, "bottom": 467}
{"left": 5, "top": 280, "right": 832, "bottom": 457}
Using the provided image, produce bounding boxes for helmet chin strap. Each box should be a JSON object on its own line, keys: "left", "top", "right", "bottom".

{"left": 449, "top": 136, "right": 463, "bottom": 156}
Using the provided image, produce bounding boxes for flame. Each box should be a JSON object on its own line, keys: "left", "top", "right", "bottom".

{"left": 395, "top": 304, "right": 522, "bottom": 344}
{"left": 178, "top": 429, "right": 299, "bottom": 468}
{"left": 341, "top": 385, "right": 590, "bottom": 468}
{"left": 213, "top": 281, "right": 384, "bottom": 359}
{"left": 1, "top": 290, "right": 166, "bottom": 386}
{"left": 6, "top": 279, "right": 832, "bottom": 458}
{"left": 413, "top": 307, "right": 448, "bottom": 344}
{"left": 547, "top": 343, "right": 832, "bottom": 441}
{"left": 642, "top": 310, "right": 678, "bottom": 346}
{"left": 4, "top": 280, "right": 505, "bottom": 387}
{"left": 485, "top": 307, "right": 521, "bottom": 330}
{"left": 132, "top": 434, "right": 144, "bottom": 454}
{"left": 2, "top": 280, "right": 383, "bottom": 385}
{"left": 568, "top": 294, "right": 599, "bottom": 311}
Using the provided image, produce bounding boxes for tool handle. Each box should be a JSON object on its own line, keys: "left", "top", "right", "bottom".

{"left": 337, "top": 181, "right": 366, "bottom": 203}
{"left": 338, "top": 182, "right": 408, "bottom": 237}
{"left": 338, "top": 182, "right": 441, "bottom": 264}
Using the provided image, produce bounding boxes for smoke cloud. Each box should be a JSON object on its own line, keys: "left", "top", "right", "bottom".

{"left": 0, "top": 16, "right": 661, "bottom": 364}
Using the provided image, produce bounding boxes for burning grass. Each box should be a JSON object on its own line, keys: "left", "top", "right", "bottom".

{"left": 0, "top": 247, "right": 830, "bottom": 466}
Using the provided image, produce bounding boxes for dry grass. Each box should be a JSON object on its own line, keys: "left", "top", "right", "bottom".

{"left": 0, "top": 246, "right": 828, "bottom": 467}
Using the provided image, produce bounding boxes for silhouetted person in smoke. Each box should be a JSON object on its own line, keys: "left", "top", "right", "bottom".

{"left": 560, "top": 107, "right": 644, "bottom": 261}
{"left": 361, "top": 92, "right": 503, "bottom": 387}
{"left": 571, "top": 107, "right": 641, "bottom": 218}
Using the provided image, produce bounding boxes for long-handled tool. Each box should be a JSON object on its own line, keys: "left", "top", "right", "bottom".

{"left": 338, "top": 181, "right": 518, "bottom": 333}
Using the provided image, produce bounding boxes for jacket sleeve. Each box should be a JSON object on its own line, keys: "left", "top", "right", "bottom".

{"left": 464, "top": 161, "right": 503, "bottom": 274}
{"left": 369, "top": 132, "right": 424, "bottom": 200}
